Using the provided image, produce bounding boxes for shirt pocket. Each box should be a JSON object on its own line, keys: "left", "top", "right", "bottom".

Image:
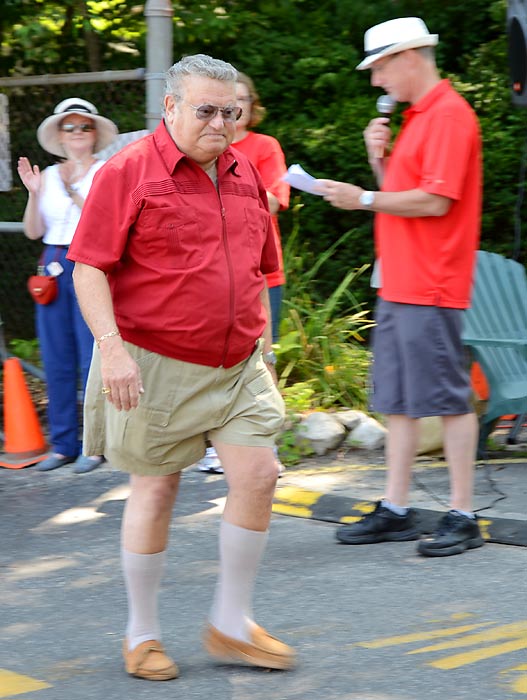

{"left": 137, "top": 205, "right": 204, "bottom": 270}
{"left": 244, "top": 207, "right": 271, "bottom": 267}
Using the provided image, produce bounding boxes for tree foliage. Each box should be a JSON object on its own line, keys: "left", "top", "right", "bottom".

{"left": 2, "top": 0, "right": 525, "bottom": 308}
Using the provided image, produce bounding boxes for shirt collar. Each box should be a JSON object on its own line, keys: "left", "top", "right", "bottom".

{"left": 402, "top": 79, "right": 451, "bottom": 118}
{"left": 153, "top": 119, "right": 239, "bottom": 176}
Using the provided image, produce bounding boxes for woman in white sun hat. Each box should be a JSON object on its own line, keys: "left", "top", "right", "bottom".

{"left": 17, "top": 98, "right": 118, "bottom": 474}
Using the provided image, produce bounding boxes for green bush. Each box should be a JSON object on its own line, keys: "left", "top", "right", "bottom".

{"left": 276, "top": 206, "right": 373, "bottom": 411}
{"left": 2, "top": 1, "right": 521, "bottom": 333}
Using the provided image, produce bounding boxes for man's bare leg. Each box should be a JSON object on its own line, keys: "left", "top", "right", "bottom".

{"left": 384, "top": 414, "right": 420, "bottom": 507}
{"left": 442, "top": 413, "right": 478, "bottom": 512}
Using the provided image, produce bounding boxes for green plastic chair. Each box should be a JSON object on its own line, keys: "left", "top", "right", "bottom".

{"left": 462, "top": 250, "right": 527, "bottom": 454}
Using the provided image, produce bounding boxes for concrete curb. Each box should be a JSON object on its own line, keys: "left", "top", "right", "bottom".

{"left": 273, "top": 489, "right": 527, "bottom": 546}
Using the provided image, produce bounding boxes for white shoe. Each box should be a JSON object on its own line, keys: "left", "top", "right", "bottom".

{"left": 274, "top": 446, "right": 285, "bottom": 478}
{"left": 196, "top": 446, "right": 283, "bottom": 476}
{"left": 197, "top": 447, "right": 224, "bottom": 473}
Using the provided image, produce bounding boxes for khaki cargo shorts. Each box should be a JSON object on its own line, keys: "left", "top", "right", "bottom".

{"left": 83, "top": 339, "right": 285, "bottom": 476}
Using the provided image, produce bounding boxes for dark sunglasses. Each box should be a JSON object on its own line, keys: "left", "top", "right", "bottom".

{"left": 186, "top": 102, "right": 242, "bottom": 123}
{"left": 60, "top": 123, "right": 96, "bottom": 133}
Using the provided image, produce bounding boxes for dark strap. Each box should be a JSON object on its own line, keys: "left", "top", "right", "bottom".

{"left": 39, "top": 244, "right": 67, "bottom": 265}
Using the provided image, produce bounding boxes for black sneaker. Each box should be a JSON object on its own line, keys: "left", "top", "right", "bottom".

{"left": 336, "top": 501, "right": 420, "bottom": 544}
{"left": 417, "top": 511, "right": 485, "bottom": 557}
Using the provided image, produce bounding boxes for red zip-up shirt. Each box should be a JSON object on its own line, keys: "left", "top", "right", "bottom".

{"left": 68, "top": 120, "right": 278, "bottom": 368}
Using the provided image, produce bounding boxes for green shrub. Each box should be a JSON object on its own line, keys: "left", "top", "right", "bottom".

{"left": 276, "top": 206, "right": 373, "bottom": 411}
{"left": 8, "top": 338, "right": 41, "bottom": 364}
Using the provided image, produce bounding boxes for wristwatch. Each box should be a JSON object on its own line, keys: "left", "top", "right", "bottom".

{"left": 263, "top": 350, "right": 277, "bottom": 366}
{"left": 359, "top": 190, "right": 375, "bottom": 208}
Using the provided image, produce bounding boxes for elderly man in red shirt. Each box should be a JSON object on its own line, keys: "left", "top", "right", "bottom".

{"left": 68, "top": 54, "right": 295, "bottom": 680}
{"left": 316, "top": 17, "right": 484, "bottom": 558}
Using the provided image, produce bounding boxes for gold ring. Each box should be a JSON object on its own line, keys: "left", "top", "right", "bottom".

{"left": 101, "top": 387, "right": 111, "bottom": 395}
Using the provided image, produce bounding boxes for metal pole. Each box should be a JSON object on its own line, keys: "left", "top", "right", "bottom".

{"left": 144, "top": 0, "right": 173, "bottom": 132}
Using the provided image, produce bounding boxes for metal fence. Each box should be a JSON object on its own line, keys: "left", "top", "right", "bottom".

{"left": 0, "top": 70, "right": 147, "bottom": 341}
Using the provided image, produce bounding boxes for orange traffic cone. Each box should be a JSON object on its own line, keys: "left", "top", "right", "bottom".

{"left": 0, "top": 357, "right": 48, "bottom": 468}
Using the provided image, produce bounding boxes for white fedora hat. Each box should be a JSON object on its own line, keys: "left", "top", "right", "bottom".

{"left": 356, "top": 17, "right": 438, "bottom": 71}
{"left": 37, "top": 98, "right": 118, "bottom": 157}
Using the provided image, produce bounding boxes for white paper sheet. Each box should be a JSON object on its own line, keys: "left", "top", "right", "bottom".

{"left": 282, "top": 163, "right": 323, "bottom": 196}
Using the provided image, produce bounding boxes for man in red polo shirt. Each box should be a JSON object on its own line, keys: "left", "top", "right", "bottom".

{"left": 68, "top": 54, "right": 295, "bottom": 679}
{"left": 316, "top": 17, "right": 484, "bottom": 557}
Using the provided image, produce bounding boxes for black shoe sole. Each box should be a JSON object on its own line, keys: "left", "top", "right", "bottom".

{"left": 336, "top": 528, "right": 421, "bottom": 545}
{"left": 417, "top": 535, "right": 485, "bottom": 557}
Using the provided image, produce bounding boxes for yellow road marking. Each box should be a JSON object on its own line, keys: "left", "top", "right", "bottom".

{"left": 408, "top": 621, "right": 527, "bottom": 654}
{"left": 356, "top": 622, "right": 494, "bottom": 648}
{"left": 430, "top": 638, "right": 527, "bottom": 670}
{"left": 351, "top": 501, "right": 377, "bottom": 514}
{"left": 501, "top": 665, "right": 527, "bottom": 695}
{"left": 283, "top": 465, "right": 388, "bottom": 475}
{"left": 477, "top": 518, "right": 492, "bottom": 540}
{"left": 282, "top": 457, "right": 527, "bottom": 479}
{"left": 355, "top": 616, "right": 527, "bottom": 693}
{"left": 0, "top": 669, "right": 50, "bottom": 697}
{"left": 428, "top": 612, "right": 476, "bottom": 623}
{"left": 339, "top": 501, "right": 376, "bottom": 523}
{"left": 274, "top": 486, "right": 322, "bottom": 506}
{"left": 272, "top": 503, "right": 313, "bottom": 518}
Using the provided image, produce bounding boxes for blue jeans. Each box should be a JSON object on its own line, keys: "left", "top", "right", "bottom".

{"left": 36, "top": 245, "right": 94, "bottom": 456}
{"left": 268, "top": 285, "right": 283, "bottom": 344}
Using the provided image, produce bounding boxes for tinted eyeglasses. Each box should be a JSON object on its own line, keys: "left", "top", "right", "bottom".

{"left": 186, "top": 102, "right": 242, "bottom": 123}
{"left": 60, "top": 123, "right": 96, "bottom": 133}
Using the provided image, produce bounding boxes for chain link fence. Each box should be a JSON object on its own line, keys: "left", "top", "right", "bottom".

{"left": 0, "top": 71, "right": 147, "bottom": 341}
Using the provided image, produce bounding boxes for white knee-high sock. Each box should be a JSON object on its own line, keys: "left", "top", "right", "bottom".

{"left": 122, "top": 548, "right": 165, "bottom": 650}
{"left": 210, "top": 520, "right": 269, "bottom": 642}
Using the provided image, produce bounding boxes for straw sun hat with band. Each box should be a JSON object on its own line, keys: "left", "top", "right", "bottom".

{"left": 36, "top": 97, "right": 118, "bottom": 158}
{"left": 356, "top": 17, "right": 438, "bottom": 71}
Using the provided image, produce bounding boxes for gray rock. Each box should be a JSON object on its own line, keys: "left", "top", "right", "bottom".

{"left": 333, "top": 409, "right": 363, "bottom": 431}
{"left": 345, "top": 414, "right": 387, "bottom": 450}
{"left": 296, "top": 412, "right": 347, "bottom": 456}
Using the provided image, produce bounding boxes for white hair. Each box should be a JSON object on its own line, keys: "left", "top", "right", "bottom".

{"left": 165, "top": 54, "right": 238, "bottom": 98}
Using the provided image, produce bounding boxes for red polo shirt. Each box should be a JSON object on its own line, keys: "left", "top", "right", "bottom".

{"left": 376, "top": 79, "right": 482, "bottom": 308}
{"left": 68, "top": 120, "right": 278, "bottom": 368}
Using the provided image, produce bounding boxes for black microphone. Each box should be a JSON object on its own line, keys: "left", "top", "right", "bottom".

{"left": 375, "top": 94, "right": 396, "bottom": 158}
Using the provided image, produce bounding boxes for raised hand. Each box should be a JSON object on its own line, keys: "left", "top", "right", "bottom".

{"left": 17, "top": 157, "right": 41, "bottom": 195}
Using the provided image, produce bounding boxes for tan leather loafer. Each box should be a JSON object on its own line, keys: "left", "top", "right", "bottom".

{"left": 122, "top": 639, "right": 179, "bottom": 681}
{"left": 203, "top": 623, "right": 296, "bottom": 670}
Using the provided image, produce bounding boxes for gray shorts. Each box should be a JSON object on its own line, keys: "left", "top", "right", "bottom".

{"left": 370, "top": 299, "right": 472, "bottom": 418}
{"left": 83, "top": 339, "right": 285, "bottom": 476}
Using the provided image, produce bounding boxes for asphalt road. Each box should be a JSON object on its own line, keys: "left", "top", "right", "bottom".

{"left": 1, "top": 465, "right": 526, "bottom": 700}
